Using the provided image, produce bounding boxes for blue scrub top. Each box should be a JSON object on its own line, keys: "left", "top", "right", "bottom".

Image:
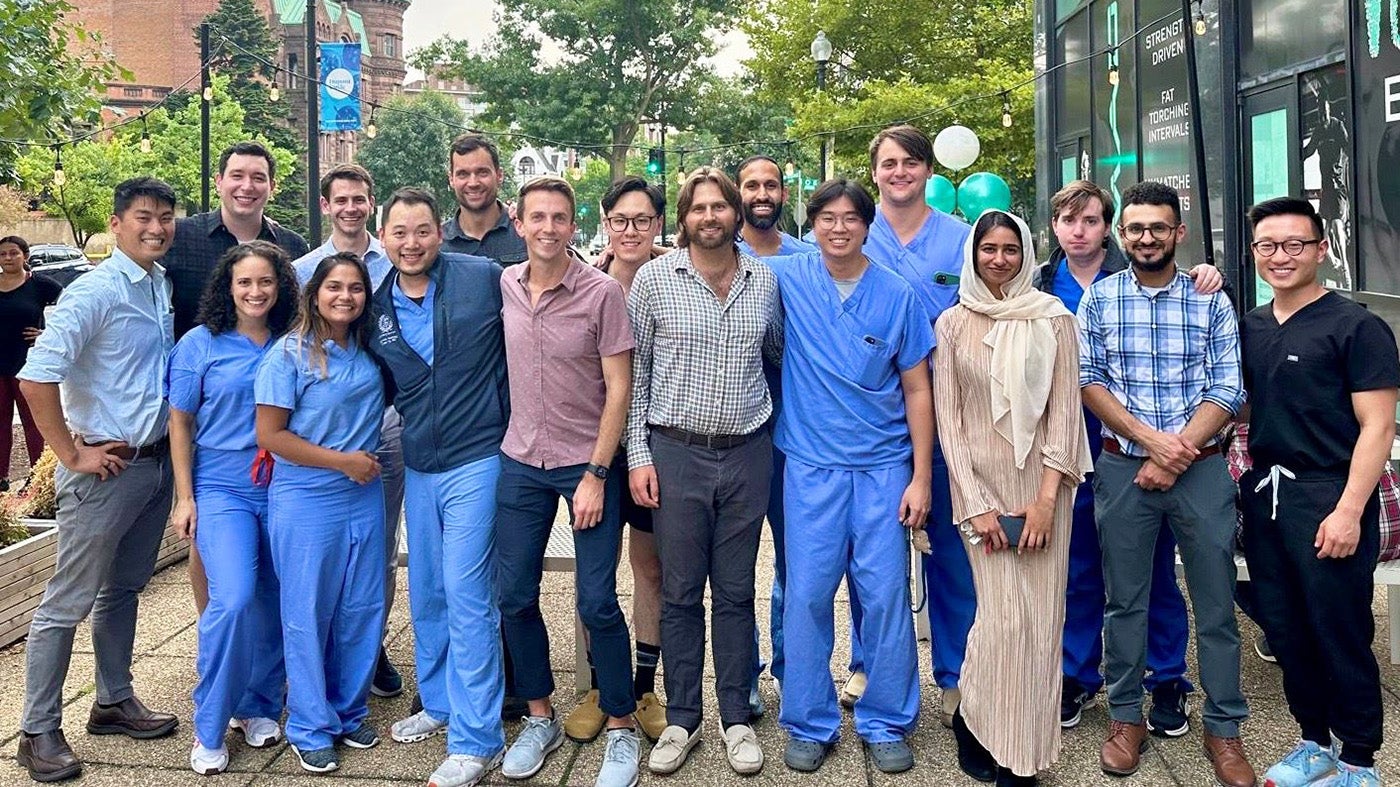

{"left": 738, "top": 232, "right": 816, "bottom": 258}
{"left": 166, "top": 325, "right": 274, "bottom": 451}
{"left": 391, "top": 278, "right": 436, "bottom": 365}
{"left": 865, "top": 209, "right": 970, "bottom": 340}
{"left": 768, "top": 252, "right": 934, "bottom": 470}
{"left": 254, "top": 331, "right": 385, "bottom": 465}
{"left": 1050, "top": 262, "right": 1108, "bottom": 317}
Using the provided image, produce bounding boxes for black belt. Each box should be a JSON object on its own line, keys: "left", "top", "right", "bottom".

{"left": 84, "top": 436, "right": 169, "bottom": 461}
{"left": 651, "top": 425, "right": 759, "bottom": 450}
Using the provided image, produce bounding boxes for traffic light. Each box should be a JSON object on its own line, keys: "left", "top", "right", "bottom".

{"left": 646, "top": 148, "right": 663, "bottom": 176}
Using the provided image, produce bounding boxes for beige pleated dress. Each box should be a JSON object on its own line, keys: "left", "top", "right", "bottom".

{"left": 933, "top": 308, "right": 1087, "bottom": 778}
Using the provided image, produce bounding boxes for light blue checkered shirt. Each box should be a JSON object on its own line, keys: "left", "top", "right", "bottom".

{"left": 1077, "top": 268, "right": 1244, "bottom": 457}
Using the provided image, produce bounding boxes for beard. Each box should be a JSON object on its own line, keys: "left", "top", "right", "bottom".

{"left": 1129, "top": 245, "right": 1176, "bottom": 273}
{"left": 742, "top": 200, "right": 780, "bottom": 231}
{"left": 689, "top": 222, "right": 737, "bottom": 250}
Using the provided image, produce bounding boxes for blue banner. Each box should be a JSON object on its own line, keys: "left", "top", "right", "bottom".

{"left": 318, "top": 42, "right": 362, "bottom": 132}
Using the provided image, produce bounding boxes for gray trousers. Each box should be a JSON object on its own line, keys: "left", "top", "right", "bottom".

{"left": 650, "top": 428, "right": 771, "bottom": 728}
{"left": 1094, "top": 451, "right": 1248, "bottom": 737}
{"left": 22, "top": 455, "right": 174, "bottom": 733}
{"left": 379, "top": 406, "right": 405, "bottom": 629}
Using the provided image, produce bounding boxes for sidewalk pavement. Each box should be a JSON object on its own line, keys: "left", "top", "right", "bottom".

{"left": 4, "top": 523, "right": 1400, "bottom": 786}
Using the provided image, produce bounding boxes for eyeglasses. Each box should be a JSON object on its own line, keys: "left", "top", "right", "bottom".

{"left": 813, "top": 212, "right": 865, "bottom": 229}
{"left": 1120, "top": 223, "right": 1179, "bottom": 241}
{"left": 604, "top": 215, "right": 658, "bottom": 233}
{"left": 1250, "top": 239, "right": 1321, "bottom": 257}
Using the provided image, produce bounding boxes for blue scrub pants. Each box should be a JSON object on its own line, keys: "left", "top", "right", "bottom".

{"left": 495, "top": 456, "right": 635, "bottom": 718}
{"left": 405, "top": 454, "right": 505, "bottom": 757}
{"left": 759, "top": 447, "right": 786, "bottom": 688}
{"left": 269, "top": 465, "right": 385, "bottom": 751}
{"left": 1063, "top": 479, "right": 1193, "bottom": 693}
{"left": 781, "top": 458, "right": 919, "bottom": 744}
{"left": 191, "top": 449, "right": 284, "bottom": 749}
{"left": 910, "top": 447, "right": 973, "bottom": 690}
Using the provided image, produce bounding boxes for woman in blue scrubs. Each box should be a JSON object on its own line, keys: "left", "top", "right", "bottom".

{"left": 255, "top": 251, "right": 387, "bottom": 774}
{"left": 170, "top": 241, "right": 299, "bottom": 775}
{"left": 770, "top": 179, "right": 935, "bottom": 775}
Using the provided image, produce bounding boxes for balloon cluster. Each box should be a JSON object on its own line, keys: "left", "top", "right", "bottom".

{"left": 925, "top": 125, "right": 1012, "bottom": 218}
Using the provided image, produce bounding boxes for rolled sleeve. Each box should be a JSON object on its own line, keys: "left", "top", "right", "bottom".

{"left": 18, "top": 278, "right": 108, "bottom": 384}
{"left": 1201, "top": 294, "right": 1245, "bottom": 415}
{"left": 1077, "top": 292, "right": 1109, "bottom": 389}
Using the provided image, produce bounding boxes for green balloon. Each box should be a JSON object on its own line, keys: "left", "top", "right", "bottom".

{"left": 924, "top": 175, "right": 957, "bottom": 214}
{"left": 956, "top": 172, "right": 1013, "bottom": 218}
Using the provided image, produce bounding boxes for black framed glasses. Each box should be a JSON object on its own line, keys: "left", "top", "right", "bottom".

{"left": 1250, "top": 239, "right": 1321, "bottom": 257}
{"left": 604, "top": 215, "right": 658, "bottom": 233}
{"left": 1119, "top": 223, "right": 1179, "bottom": 241}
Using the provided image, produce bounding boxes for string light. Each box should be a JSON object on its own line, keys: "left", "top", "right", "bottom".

{"left": 1194, "top": 13, "right": 1208, "bottom": 34}
{"left": 365, "top": 107, "right": 377, "bottom": 139}
{"left": 1001, "top": 93, "right": 1013, "bottom": 128}
{"left": 139, "top": 115, "right": 152, "bottom": 153}
{"left": 269, "top": 84, "right": 280, "bottom": 102}
{"left": 1108, "top": 63, "right": 1120, "bottom": 86}
{"left": 51, "top": 146, "right": 66, "bottom": 187}
{"left": 202, "top": 85, "right": 213, "bottom": 101}
{"left": 676, "top": 169, "right": 687, "bottom": 184}
{"left": 784, "top": 159, "right": 796, "bottom": 177}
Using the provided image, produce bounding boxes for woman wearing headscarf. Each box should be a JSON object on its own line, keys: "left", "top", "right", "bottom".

{"left": 934, "top": 209, "right": 1092, "bottom": 786}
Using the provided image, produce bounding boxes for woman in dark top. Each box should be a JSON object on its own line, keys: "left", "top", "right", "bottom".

{"left": 0, "top": 236, "right": 62, "bottom": 491}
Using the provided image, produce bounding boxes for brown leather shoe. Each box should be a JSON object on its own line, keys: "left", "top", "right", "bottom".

{"left": 1203, "top": 734, "right": 1257, "bottom": 787}
{"left": 85, "top": 696, "right": 177, "bottom": 739}
{"left": 16, "top": 730, "right": 82, "bottom": 782}
{"left": 1100, "top": 719, "right": 1148, "bottom": 776}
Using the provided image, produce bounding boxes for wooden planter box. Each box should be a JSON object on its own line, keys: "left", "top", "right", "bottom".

{"left": 0, "top": 518, "right": 188, "bottom": 650}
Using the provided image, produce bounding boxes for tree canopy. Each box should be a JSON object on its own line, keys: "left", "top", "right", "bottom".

{"left": 355, "top": 90, "right": 466, "bottom": 214}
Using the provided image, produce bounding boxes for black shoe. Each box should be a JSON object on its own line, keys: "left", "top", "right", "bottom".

{"left": 996, "top": 765, "right": 1039, "bottom": 786}
{"left": 1146, "top": 681, "right": 1190, "bottom": 738}
{"left": 85, "top": 696, "right": 178, "bottom": 739}
{"left": 371, "top": 646, "right": 403, "bottom": 698}
{"left": 1254, "top": 633, "right": 1278, "bottom": 664}
{"left": 952, "top": 707, "right": 997, "bottom": 783}
{"left": 16, "top": 730, "right": 82, "bottom": 782}
{"left": 502, "top": 694, "right": 528, "bottom": 722}
{"left": 1060, "top": 677, "right": 1094, "bottom": 729}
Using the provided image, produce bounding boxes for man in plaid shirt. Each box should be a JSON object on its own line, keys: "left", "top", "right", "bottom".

{"left": 1078, "top": 182, "right": 1255, "bottom": 787}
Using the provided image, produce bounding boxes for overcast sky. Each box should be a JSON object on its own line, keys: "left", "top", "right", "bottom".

{"left": 400, "top": 0, "right": 752, "bottom": 81}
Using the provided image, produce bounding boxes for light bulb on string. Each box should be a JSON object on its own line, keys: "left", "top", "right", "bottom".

{"left": 269, "top": 85, "right": 280, "bottom": 102}
{"left": 1001, "top": 94, "right": 1013, "bottom": 128}
{"left": 52, "top": 147, "right": 66, "bottom": 188}
{"left": 139, "top": 115, "right": 152, "bottom": 154}
{"left": 1194, "top": 13, "right": 1208, "bottom": 35}
{"left": 365, "top": 107, "right": 377, "bottom": 139}
{"left": 202, "top": 85, "right": 213, "bottom": 101}
{"left": 784, "top": 159, "right": 795, "bottom": 177}
{"left": 1108, "top": 64, "right": 1120, "bottom": 86}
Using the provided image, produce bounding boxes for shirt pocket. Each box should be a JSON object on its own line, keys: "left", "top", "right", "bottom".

{"left": 843, "top": 333, "right": 894, "bottom": 390}
{"left": 547, "top": 313, "right": 596, "bottom": 360}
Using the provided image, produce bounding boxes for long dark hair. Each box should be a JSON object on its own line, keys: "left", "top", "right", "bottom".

{"left": 293, "top": 251, "right": 373, "bottom": 378}
{"left": 196, "top": 241, "right": 299, "bottom": 336}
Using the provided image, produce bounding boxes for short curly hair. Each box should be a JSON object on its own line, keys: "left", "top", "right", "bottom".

{"left": 195, "top": 241, "right": 300, "bottom": 336}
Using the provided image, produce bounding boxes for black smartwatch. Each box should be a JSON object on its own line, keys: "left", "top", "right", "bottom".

{"left": 585, "top": 462, "right": 609, "bottom": 480}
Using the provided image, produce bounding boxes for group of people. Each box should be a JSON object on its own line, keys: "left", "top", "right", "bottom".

{"left": 4, "top": 121, "right": 1393, "bottom": 787}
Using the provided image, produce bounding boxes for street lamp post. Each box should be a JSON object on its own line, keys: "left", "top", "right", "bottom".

{"left": 811, "top": 31, "right": 832, "bottom": 182}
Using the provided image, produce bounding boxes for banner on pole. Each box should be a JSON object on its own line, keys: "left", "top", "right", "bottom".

{"left": 318, "top": 42, "right": 362, "bottom": 132}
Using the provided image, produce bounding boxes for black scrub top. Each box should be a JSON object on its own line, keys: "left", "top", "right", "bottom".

{"left": 1241, "top": 291, "right": 1400, "bottom": 474}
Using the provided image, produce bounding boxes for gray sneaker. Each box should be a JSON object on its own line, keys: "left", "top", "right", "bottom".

{"left": 340, "top": 723, "right": 380, "bottom": 749}
{"left": 392, "top": 709, "right": 448, "bottom": 743}
{"left": 502, "top": 714, "right": 564, "bottom": 779}
{"left": 292, "top": 745, "right": 339, "bottom": 773}
{"left": 594, "top": 727, "right": 640, "bottom": 787}
{"left": 429, "top": 751, "right": 503, "bottom": 787}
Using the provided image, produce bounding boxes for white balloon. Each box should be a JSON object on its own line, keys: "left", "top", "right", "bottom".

{"left": 934, "top": 125, "right": 981, "bottom": 171}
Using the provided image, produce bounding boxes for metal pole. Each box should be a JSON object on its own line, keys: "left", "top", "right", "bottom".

{"left": 200, "top": 23, "right": 211, "bottom": 213}
{"left": 659, "top": 123, "right": 667, "bottom": 242}
{"left": 816, "top": 62, "right": 828, "bottom": 182}
{"left": 1181, "top": 0, "right": 1214, "bottom": 266}
{"left": 305, "top": 0, "right": 321, "bottom": 241}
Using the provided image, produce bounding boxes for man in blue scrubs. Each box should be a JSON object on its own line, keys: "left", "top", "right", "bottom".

{"left": 734, "top": 155, "right": 816, "bottom": 712}
{"left": 370, "top": 188, "right": 510, "bottom": 787}
{"left": 769, "top": 179, "right": 933, "bottom": 775}
{"left": 1035, "top": 179, "right": 1221, "bottom": 735}
{"left": 859, "top": 124, "right": 970, "bottom": 725}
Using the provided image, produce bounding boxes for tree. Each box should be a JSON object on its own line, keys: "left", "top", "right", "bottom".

{"left": 0, "top": 0, "right": 126, "bottom": 180}
{"left": 742, "top": 0, "right": 1035, "bottom": 212}
{"left": 415, "top": 0, "right": 740, "bottom": 179}
{"left": 199, "top": 0, "right": 307, "bottom": 234}
{"left": 356, "top": 91, "right": 465, "bottom": 213}
{"left": 16, "top": 139, "right": 134, "bottom": 249}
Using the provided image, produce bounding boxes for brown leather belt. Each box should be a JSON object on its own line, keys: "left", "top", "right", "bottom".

{"left": 1103, "top": 437, "right": 1219, "bottom": 462}
{"left": 651, "top": 425, "right": 759, "bottom": 450}
{"left": 84, "top": 436, "right": 170, "bottom": 461}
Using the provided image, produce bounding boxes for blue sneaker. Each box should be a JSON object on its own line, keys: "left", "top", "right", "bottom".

{"left": 594, "top": 727, "right": 640, "bottom": 787}
{"left": 1316, "top": 762, "right": 1382, "bottom": 787}
{"left": 340, "top": 723, "right": 380, "bottom": 749}
{"left": 292, "top": 745, "right": 339, "bottom": 773}
{"left": 1264, "top": 740, "right": 1338, "bottom": 787}
{"left": 502, "top": 714, "right": 564, "bottom": 779}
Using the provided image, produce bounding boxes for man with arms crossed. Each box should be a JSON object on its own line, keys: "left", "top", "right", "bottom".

{"left": 16, "top": 178, "right": 181, "bottom": 782}
{"left": 1240, "top": 197, "right": 1395, "bottom": 787}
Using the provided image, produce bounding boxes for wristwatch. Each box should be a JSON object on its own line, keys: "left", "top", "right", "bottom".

{"left": 585, "top": 463, "right": 609, "bottom": 480}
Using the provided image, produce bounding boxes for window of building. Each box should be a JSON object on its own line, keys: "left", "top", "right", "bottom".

{"left": 383, "top": 34, "right": 399, "bottom": 58}
{"left": 519, "top": 158, "right": 536, "bottom": 177}
{"left": 123, "top": 87, "right": 142, "bottom": 98}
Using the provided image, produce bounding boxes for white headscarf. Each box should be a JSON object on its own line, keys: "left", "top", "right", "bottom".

{"left": 956, "top": 209, "right": 1073, "bottom": 469}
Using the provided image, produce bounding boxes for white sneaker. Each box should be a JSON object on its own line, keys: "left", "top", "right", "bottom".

{"left": 720, "top": 722, "right": 763, "bottom": 775}
{"left": 428, "top": 751, "right": 504, "bottom": 787}
{"left": 190, "top": 740, "right": 229, "bottom": 775}
{"left": 231, "top": 717, "right": 281, "bottom": 748}
{"left": 391, "top": 709, "right": 449, "bottom": 743}
{"left": 647, "top": 725, "right": 701, "bottom": 774}
{"left": 840, "top": 672, "right": 867, "bottom": 709}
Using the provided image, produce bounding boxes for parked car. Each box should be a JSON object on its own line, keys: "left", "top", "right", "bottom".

{"left": 26, "top": 244, "right": 94, "bottom": 288}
